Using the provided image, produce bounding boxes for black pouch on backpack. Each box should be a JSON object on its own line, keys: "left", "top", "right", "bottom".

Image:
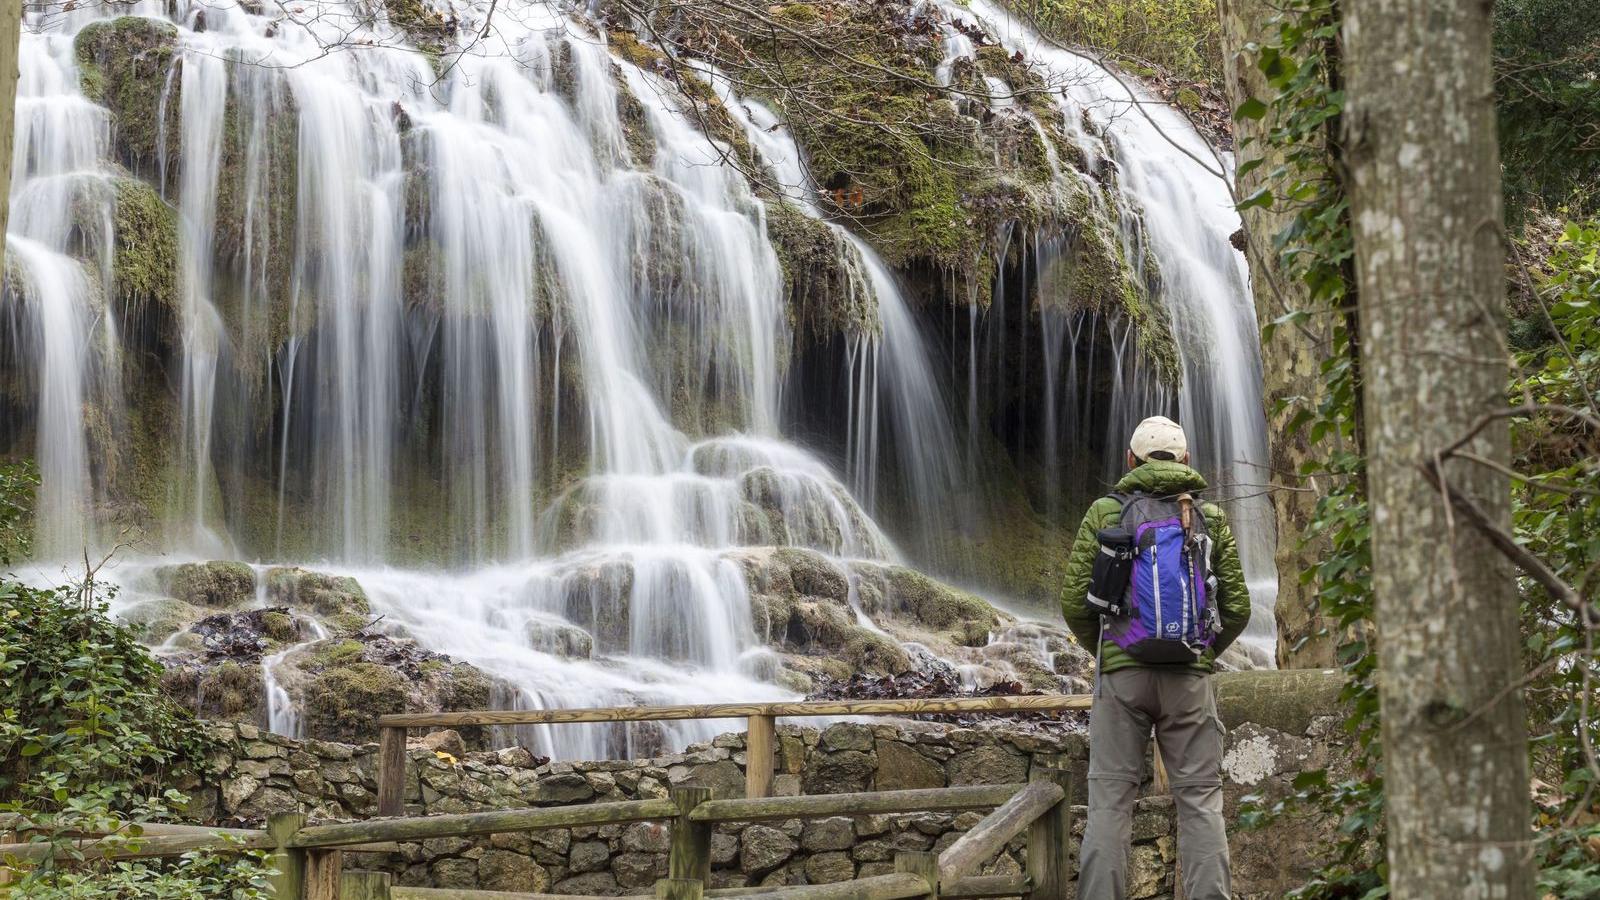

{"left": 1086, "top": 527, "right": 1136, "bottom": 616}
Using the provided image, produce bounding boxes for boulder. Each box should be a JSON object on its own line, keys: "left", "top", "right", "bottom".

{"left": 265, "top": 567, "right": 372, "bottom": 633}
{"left": 740, "top": 825, "right": 797, "bottom": 876}
{"left": 157, "top": 561, "right": 256, "bottom": 609}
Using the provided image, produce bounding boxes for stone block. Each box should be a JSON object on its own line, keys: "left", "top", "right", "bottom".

{"left": 874, "top": 740, "right": 945, "bottom": 791}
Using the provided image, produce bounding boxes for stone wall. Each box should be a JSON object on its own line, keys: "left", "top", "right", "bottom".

{"left": 181, "top": 671, "right": 1346, "bottom": 900}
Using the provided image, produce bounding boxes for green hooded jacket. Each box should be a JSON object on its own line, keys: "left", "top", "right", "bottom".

{"left": 1059, "top": 461, "right": 1251, "bottom": 674}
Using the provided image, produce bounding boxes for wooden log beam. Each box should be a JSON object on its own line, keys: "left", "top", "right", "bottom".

{"left": 288, "top": 798, "right": 678, "bottom": 848}
{"left": 936, "top": 782, "right": 1063, "bottom": 881}
{"left": 656, "top": 877, "right": 706, "bottom": 900}
{"left": 940, "top": 875, "right": 1030, "bottom": 899}
{"left": 708, "top": 873, "right": 931, "bottom": 900}
{"left": 391, "top": 891, "right": 601, "bottom": 900}
{"left": 1024, "top": 756, "right": 1082, "bottom": 900}
{"left": 377, "top": 726, "right": 408, "bottom": 817}
{"left": 669, "top": 787, "right": 712, "bottom": 884}
{"left": 0, "top": 829, "right": 277, "bottom": 862}
{"left": 745, "top": 714, "right": 776, "bottom": 799}
{"left": 376, "top": 695, "right": 1090, "bottom": 729}
{"left": 267, "top": 812, "right": 309, "bottom": 900}
{"left": 690, "top": 785, "right": 1022, "bottom": 823}
{"left": 306, "top": 848, "right": 343, "bottom": 900}
{"left": 341, "top": 870, "right": 393, "bottom": 900}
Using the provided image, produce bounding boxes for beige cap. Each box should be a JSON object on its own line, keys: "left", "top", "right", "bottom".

{"left": 1130, "top": 415, "right": 1187, "bottom": 462}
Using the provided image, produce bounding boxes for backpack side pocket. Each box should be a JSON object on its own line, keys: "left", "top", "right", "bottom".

{"left": 1087, "top": 528, "right": 1137, "bottom": 617}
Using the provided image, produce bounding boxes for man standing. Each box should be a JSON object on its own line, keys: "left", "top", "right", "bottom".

{"left": 1061, "top": 416, "right": 1251, "bottom": 899}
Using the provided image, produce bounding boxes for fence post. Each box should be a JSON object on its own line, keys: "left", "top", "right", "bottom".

{"left": 896, "top": 851, "right": 941, "bottom": 898}
{"left": 305, "top": 848, "right": 343, "bottom": 900}
{"left": 1025, "top": 754, "right": 1079, "bottom": 900}
{"left": 376, "top": 726, "right": 407, "bottom": 816}
{"left": 668, "top": 786, "right": 713, "bottom": 885}
{"left": 744, "top": 714, "right": 775, "bottom": 798}
{"left": 655, "top": 878, "right": 704, "bottom": 900}
{"left": 266, "top": 812, "right": 308, "bottom": 900}
{"left": 339, "top": 870, "right": 391, "bottom": 900}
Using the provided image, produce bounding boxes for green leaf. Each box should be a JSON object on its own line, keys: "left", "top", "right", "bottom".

{"left": 1235, "top": 97, "right": 1269, "bottom": 121}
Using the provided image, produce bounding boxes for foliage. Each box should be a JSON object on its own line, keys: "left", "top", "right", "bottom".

{"left": 1494, "top": 0, "right": 1600, "bottom": 222}
{"left": 1018, "top": 0, "right": 1222, "bottom": 84}
{"left": 1511, "top": 222, "right": 1600, "bottom": 895}
{"left": 0, "top": 464, "right": 273, "bottom": 895}
{"left": 0, "top": 460, "right": 37, "bottom": 566}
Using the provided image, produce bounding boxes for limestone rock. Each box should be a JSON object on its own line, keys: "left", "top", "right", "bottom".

{"left": 803, "top": 750, "right": 874, "bottom": 794}
{"left": 803, "top": 851, "right": 855, "bottom": 884}
{"left": 570, "top": 840, "right": 611, "bottom": 873}
{"left": 946, "top": 745, "right": 1028, "bottom": 785}
{"left": 874, "top": 740, "right": 944, "bottom": 791}
{"left": 478, "top": 850, "right": 549, "bottom": 892}
{"left": 740, "top": 825, "right": 797, "bottom": 876}
{"left": 800, "top": 817, "right": 855, "bottom": 852}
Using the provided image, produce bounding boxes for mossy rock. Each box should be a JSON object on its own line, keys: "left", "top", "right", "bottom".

{"left": 764, "top": 201, "right": 878, "bottom": 343}
{"left": 160, "top": 658, "right": 266, "bottom": 725}
{"left": 852, "top": 562, "right": 997, "bottom": 645}
{"left": 157, "top": 561, "right": 258, "bottom": 609}
{"left": 264, "top": 567, "right": 372, "bottom": 633}
{"left": 109, "top": 177, "right": 179, "bottom": 314}
{"left": 285, "top": 635, "right": 497, "bottom": 745}
{"left": 74, "top": 16, "right": 180, "bottom": 171}
{"left": 118, "top": 596, "right": 207, "bottom": 645}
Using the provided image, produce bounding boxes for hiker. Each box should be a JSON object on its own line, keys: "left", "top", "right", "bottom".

{"left": 1060, "top": 415, "right": 1251, "bottom": 900}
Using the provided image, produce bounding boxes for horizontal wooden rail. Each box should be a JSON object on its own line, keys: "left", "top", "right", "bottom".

{"left": 718, "top": 873, "right": 931, "bottom": 900}
{"left": 375, "top": 694, "right": 1089, "bottom": 815}
{"left": 377, "top": 694, "right": 1090, "bottom": 729}
{"left": 689, "top": 784, "right": 1023, "bottom": 823}
{"left": 939, "top": 874, "right": 1030, "bottom": 898}
{"left": 0, "top": 829, "right": 274, "bottom": 863}
{"left": 935, "top": 781, "right": 1064, "bottom": 881}
{"left": 288, "top": 798, "right": 679, "bottom": 848}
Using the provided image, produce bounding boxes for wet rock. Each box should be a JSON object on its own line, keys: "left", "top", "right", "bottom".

{"left": 265, "top": 567, "right": 372, "bottom": 633}
{"left": 157, "top": 561, "right": 256, "bottom": 609}
{"left": 118, "top": 597, "right": 205, "bottom": 644}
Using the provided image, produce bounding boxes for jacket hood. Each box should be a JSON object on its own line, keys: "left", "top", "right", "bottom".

{"left": 1113, "top": 460, "right": 1209, "bottom": 495}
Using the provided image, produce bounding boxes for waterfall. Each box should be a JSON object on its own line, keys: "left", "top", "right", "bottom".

{"left": 932, "top": 0, "right": 1278, "bottom": 648}
{"left": 4, "top": 0, "right": 1278, "bottom": 758}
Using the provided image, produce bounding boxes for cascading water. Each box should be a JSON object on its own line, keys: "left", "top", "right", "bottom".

{"left": 5, "top": 0, "right": 1278, "bottom": 757}
{"left": 924, "top": 0, "right": 1278, "bottom": 650}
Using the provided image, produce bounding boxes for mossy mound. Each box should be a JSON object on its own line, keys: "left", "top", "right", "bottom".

{"left": 156, "top": 560, "right": 258, "bottom": 608}
{"left": 75, "top": 16, "right": 180, "bottom": 172}
{"left": 280, "top": 634, "right": 495, "bottom": 745}
{"left": 117, "top": 596, "right": 207, "bottom": 645}
{"left": 160, "top": 658, "right": 266, "bottom": 724}
{"left": 264, "top": 567, "right": 372, "bottom": 633}
{"left": 765, "top": 202, "right": 878, "bottom": 343}
{"left": 109, "top": 177, "right": 179, "bottom": 314}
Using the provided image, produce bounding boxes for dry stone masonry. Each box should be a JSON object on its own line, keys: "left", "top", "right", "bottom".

{"left": 179, "top": 671, "right": 1344, "bottom": 899}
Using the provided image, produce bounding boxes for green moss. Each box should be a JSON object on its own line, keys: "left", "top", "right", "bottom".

{"left": 75, "top": 17, "right": 179, "bottom": 171}
{"left": 157, "top": 560, "right": 257, "bottom": 608}
{"left": 110, "top": 178, "right": 179, "bottom": 313}
{"left": 303, "top": 662, "right": 411, "bottom": 743}
{"left": 265, "top": 567, "right": 371, "bottom": 632}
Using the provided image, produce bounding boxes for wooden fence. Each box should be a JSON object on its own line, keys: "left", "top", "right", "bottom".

{"left": 374, "top": 694, "right": 1093, "bottom": 815}
{"left": 2, "top": 695, "right": 1093, "bottom": 899}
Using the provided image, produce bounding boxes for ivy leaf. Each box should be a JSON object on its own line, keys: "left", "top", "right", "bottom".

{"left": 1235, "top": 97, "right": 1269, "bottom": 121}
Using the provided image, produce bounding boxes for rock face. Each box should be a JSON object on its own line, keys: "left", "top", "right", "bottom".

{"left": 183, "top": 671, "right": 1345, "bottom": 900}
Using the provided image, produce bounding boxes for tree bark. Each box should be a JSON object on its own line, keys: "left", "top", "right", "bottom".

{"left": 1343, "top": 0, "right": 1534, "bottom": 896}
{"left": 1216, "top": 0, "right": 1340, "bottom": 669}
{"left": 0, "top": 0, "right": 21, "bottom": 258}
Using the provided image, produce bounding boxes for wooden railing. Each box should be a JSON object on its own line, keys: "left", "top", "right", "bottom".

{"left": 1, "top": 767, "right": 1087, "bottom": 900}
{"left": 2, "top": 696, "right": 1091, "bottom": 899}
{"left": 374, "top": 694, "right": 1092, "bottom": 815}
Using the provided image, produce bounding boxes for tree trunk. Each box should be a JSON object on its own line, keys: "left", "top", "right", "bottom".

{"left": 0, "top": 0, "right": 21, "bottom": 258}
{"left": 1215, "top": 0, "right": 1340, "bottom": 669}
{"left": 1343, "top": 0, "right": 1534, "bottom": 896}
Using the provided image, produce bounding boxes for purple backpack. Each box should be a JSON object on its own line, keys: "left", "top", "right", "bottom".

{"left": 1097, "top": 492, "right": 1220, "bottom": 663}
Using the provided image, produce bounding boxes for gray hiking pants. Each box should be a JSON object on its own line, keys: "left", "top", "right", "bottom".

{"left": 1079, "top": 667, "right": 1230, "bottom": 899}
